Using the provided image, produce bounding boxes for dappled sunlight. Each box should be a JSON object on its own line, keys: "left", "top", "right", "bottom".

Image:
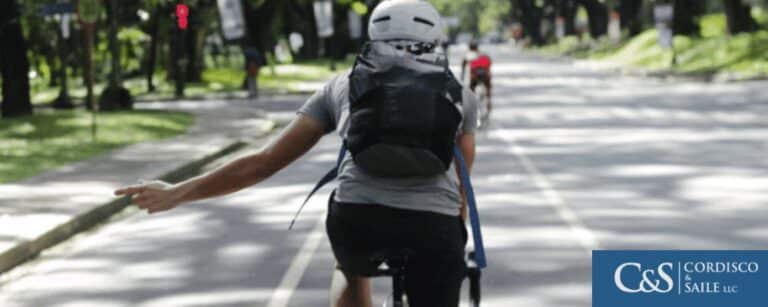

{"left": 483, "top": 224, "right": 589, "bottom": 250}
{"left": 0, "top": 213, "right": 70, "bottom": 241}
{"left": 0, "top": 182, "right": 113, "bottom": 201}
{"left": 7, "top": 271, "right": 143, "bottom": 294}
{"left": 51, "top": 299, "right": 129, "bottom": 307}
{"left": 1, "top": 134, "right": 343, "bottom": 306}
{"left": 216, "top": 243, "right": 270, "bottom": 266}
{"left": 681, "top": 174, "right": 768, "bottom": 212}
{"left": 126, "top": 211, "right": 220, "bottom": 237}
{"left": 116, "top": 259, "right": 194, "bottom": 281}
{"left": 136, "top": 288, "right": 273, "bottom": 307}
{"left": 468, "top": 49, "right": 768, "bottom": 303}
{"left": 3, "top": 45, "right": 767, "bottom": 307}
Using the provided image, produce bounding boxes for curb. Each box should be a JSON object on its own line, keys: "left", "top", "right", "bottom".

{"left": 34, "top": 92, "right": 316, "bottom": 110}
{"left": 0, "top": 130, "right": 273, "bottom": 275}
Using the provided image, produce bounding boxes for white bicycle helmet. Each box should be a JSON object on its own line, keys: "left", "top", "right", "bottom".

{"left": 368, "top": 0, "right": 446, "bottom": 44}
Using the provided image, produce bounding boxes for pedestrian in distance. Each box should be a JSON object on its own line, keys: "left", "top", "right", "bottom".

{"left": 461, "top": 41, "right": 493, "bottom": 125}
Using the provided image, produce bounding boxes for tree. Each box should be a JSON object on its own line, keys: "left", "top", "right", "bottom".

{"left": 99, "top": 0, "right": 134, "bottom": 111}
{"left": 144, "top": 0, "right": 165, "bottom": 92}
{"left": 285, "top": 0, "right": 320, "bottom": 59}
{"left": 182, "top": 1, "right": 216, "bottom": 83}
{"left": 557, "top": 0, "right": 579, "bottom": 36}
{"left": 723, "top": 0, "right": 758, "bottom": 34}
{"left": 513, "top": 0, "right": 545, "bottom": 45}
{"left": 619, "top": 0, "right": 645, "bottom": 37}
{"left": 0, "top": 0, "right": 33, "bottom": 118}
{"left": 574, "top": 0, "right": 608, "bottom": 38}
{"left": 671, "top": 0, "right": 703, "bottom": 36}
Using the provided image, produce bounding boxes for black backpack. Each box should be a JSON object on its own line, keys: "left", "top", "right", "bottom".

{"left": 346, "top": 41, "right": 464, "bottom": 177}
{"left": 291, "top": 42, "right": 488, "bottom": 270}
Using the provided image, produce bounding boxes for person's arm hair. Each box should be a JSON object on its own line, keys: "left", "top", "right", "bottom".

{"left": 170, "top": 115, "right": 326, "bottom": 203}
{"left": 454, "top": 133, "right": 476, "bottom": 221}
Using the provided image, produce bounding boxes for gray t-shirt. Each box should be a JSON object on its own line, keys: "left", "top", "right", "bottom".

{"left": 298, "top": 72, "right": 477, "bottom": 216}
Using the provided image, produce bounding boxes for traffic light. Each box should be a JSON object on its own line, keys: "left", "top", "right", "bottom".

{"left": 176, "top": 4, "right": 189, "bottom": 30}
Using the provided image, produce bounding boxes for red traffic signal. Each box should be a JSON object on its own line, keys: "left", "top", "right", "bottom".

{"left": 176, "top": 4, "right": 189, "bottom": 30}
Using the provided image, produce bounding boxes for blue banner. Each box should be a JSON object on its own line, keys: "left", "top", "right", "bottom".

{"left": 593, "top": 250, "right": 768, "bottom": 307}
{"left": 39, "top": 3, "right": 75, "bottom": 16}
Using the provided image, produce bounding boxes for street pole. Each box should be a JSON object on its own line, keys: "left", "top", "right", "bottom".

{"left": 53, "top": 13, "right": 73, "bottom": 109}
{"left": 174, "top": 30, "right": 186, "bottom": 98}
{"left": 78, "top": 0, "right": 101, "bottom": 142}
{"left": 85, "top": 23, "right": 97, "bottom": 141}
{"left": 175, "top": 2, "right": 188, "bottom": 98}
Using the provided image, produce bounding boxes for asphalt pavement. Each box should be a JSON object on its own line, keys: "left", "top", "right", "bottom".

{"left": 1, "top": 45, "right": 767, "bottom": 307}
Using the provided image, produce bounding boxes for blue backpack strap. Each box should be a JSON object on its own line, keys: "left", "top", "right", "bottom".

{"left": 289, "top": 143, "right": 347, "bottom": 229}
{"left": 454, "top": 145, "right": 487, "bottom": 269}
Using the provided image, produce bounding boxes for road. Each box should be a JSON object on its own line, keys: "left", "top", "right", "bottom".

{"left": 2, "top": 46, "right": 767, "bottom": 307}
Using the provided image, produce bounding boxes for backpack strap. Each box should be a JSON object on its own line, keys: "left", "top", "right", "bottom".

{"left": 454, "top": 145, "right": 487, "bottom": 269}
{"left": 289, "top": 143, "right": 347, "bottom": 229}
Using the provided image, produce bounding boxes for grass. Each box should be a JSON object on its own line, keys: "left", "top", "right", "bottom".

{"left": 30, "top": 59, "right": 353, "bottom": 106}
{"left": 535, "top": 11, "right": 768, "bottom": 78}
{"left": 10, "top": 57, "right": 349, "bottom": 184}
{"left": 0, "top": 109, "right": 193, "bottom": 183}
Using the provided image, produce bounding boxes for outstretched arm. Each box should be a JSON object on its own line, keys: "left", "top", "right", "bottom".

{"left": 114, "top": 115, "right": 327, "bottom": 213}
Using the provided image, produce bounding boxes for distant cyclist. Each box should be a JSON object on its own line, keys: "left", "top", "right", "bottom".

{"left": 461, "top": 41, "right": 492, "bottom": 117}
{"left": 115, "top": 1, "right": 478, "bottom": 307}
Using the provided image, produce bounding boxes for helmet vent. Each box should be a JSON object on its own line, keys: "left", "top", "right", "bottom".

{"left": 413, "top": 17, "right": 434, "bottom": 27}
{"left": 373, "top": 16, "right": 391, "bottom": 23}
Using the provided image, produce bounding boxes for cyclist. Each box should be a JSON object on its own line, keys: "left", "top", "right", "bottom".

{"left": 461, "top": 41, "right": 492, "bottom": 117}
{"left": 115, "top": 1, "right": 477, "bottom": 306}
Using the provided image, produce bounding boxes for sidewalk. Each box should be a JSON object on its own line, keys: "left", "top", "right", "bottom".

{"left": 0, "top": 96, "right": 308, "bottom": 274}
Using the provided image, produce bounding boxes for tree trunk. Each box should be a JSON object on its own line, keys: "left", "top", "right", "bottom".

{"left": 514, "top": 0, "right": 545, "bottom": 46}
{"left": 619, "top": 0, "right": 645, "bottom": 37}
{"left": 557, "top": 0, "right": 579, "bottom": 36}
{"left": 723, "top": 0, "right": 758, "bottom": 34}
{"left": 145, "top": 5, "right": 160, "bottom": 92}
{"left": 52, "top": 20, "right": 73, "bottom": 109}
{"left": 302, "top": 2, "right": 320, "bottom": 59}
{"left": 284, "top": 1, "right": 318, "bottom": 60}
{"left": 575, "top": 0, "right": 609, "bottom": 38}
{"left": 172, "top": 26, "right": 186, "bottom": 98}
{"left": 99, "top": 0, "right": 133, "bottom": 111}
{"left": 0, "top": 0, "right": 33, "bottom": 118}
{"left": 46, "top": 51, "right": 59, "bottom": 87}
{"left": 673, "top": 0, "right": 702, "bottom": 36}
{"left": 107, "top": 0, "right": 121, "bottom": 87}
{"left": 184, "top": 18, "right": 205, "bottom": 82}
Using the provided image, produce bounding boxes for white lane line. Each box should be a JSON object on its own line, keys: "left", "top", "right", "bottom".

{"left": 509, "top": 141, "right": 601, "bottom": 255}
{"left": 266, "top": 213, "right": 326, "bottom": 307}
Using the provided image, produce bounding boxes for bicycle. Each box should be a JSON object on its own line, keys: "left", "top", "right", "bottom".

{"left": 373, "top": 249, "right": 482, "bottom": 307}
{"left": 474, "top": 83, "right": 492, "bottom": 129}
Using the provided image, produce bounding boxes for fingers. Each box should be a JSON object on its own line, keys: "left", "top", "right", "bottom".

{"left": 132, "top": 196, "right": 170, "bottom": 214}
{"left": 114, "top": 181, "right": 171, "bottom": 196}
{"left": 114, "top": 180, "right": 178, "bottom": 215}
{"left": 128, "top": 189, "right": 178, "bottom": 215}
{"left": 114, "top": 185, "right": 148, "bottom": 196}
{"left": 147, "top": 205, "right": 173, "bottom": 214}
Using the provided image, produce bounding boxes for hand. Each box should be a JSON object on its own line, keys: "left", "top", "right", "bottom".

{"left": 114, "top": 180, "right": 182, "bottom": 214}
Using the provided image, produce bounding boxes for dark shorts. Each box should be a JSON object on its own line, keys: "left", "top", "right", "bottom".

{"left": 326, "top": 194, "right": 468, "bottom": 307}
{"left": 470, "top": 75, "right": 491, "bottom": 93}
{"left": 470, "top": 68, "right": 491, "bottom": 93}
